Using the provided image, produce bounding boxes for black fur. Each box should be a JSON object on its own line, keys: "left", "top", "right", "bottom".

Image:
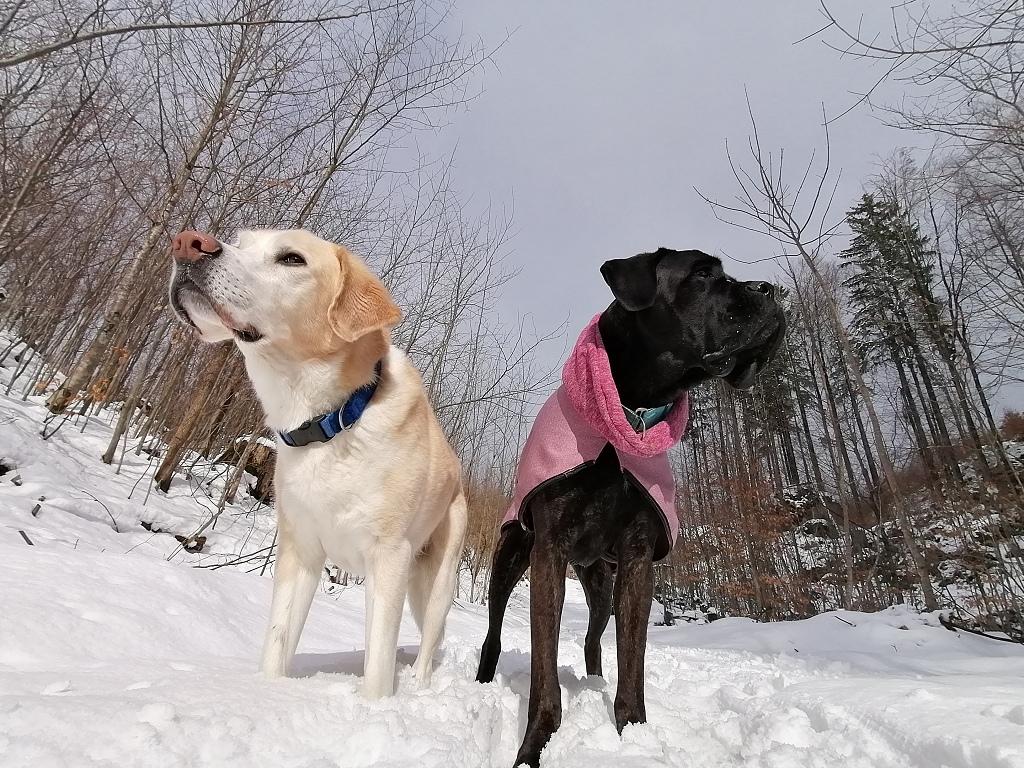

{"left": 476, "top": 248, "right": 784, "bottom": 768}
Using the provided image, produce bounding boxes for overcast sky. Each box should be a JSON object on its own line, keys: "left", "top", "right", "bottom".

{"left": 425, "top": 1, "right": 930, "bottom": 369}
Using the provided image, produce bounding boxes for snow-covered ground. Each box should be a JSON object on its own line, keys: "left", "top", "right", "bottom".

{"left": 2, "top": 378, "right": 1024, "bottom": 766}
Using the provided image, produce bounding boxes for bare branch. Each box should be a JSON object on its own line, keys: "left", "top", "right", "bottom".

{"left": 0, "top": 5, "right": 381, "bottom": 69}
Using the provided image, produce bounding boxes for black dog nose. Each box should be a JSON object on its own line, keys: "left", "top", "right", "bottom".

{"left": 745, "top": 281, "right": 774, "bottom": 299}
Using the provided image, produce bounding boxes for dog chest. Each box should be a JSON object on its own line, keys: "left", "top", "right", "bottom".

{"left": 276, "top": 444, "right": 392, "bottom": 575}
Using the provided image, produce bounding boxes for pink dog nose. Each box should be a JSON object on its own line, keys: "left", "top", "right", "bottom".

{"left": 172, "top": 230, "right": 222, "bottom": 262}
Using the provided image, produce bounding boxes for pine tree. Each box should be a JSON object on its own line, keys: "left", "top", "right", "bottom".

{"left": 840, "top": 194, "right": 959, "bottom": 484}
{"left": 841, "top": 194, "right": 935, "bottom": 367}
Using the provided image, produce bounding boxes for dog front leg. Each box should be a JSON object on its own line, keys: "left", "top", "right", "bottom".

{"left": 260, "top": 523, "right": 326, "bottom": 677}
{"left": 362, "top": 538, "right": 412, "bottom": 698}
{"left": 611, "top": 514, "right": 657, "bottom": 731}
{"left": 515, "top": 538, "right": 568, "bottom": 768}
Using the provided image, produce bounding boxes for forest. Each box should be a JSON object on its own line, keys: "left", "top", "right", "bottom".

{"left": 2, "top": 0, "right": 1023, "bottom": 641}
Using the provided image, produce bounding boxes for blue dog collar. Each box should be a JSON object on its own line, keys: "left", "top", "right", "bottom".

{"left": 279, "top": 361, "right": 382, "bottom": 447}
{"left": 622, "top": 402, "right": 673, "bottom": 435}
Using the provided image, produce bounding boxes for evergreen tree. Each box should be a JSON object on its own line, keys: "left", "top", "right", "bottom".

{"left": 840, "top": 193, "right": 958, "bottom": 484}
{"left": 840, "top": 194, "right": 936, "bottom": 366}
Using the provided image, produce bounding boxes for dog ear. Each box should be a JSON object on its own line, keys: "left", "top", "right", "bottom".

{"left": 329, "top": 248, "right": 402, "bottom": 342}
{"left": 600, "top": 250, "right": 665, "bottom": 311}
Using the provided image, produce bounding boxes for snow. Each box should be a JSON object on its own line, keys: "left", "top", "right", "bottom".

{"left": 2, "top": 379, "right": 1024, "bottom": 766}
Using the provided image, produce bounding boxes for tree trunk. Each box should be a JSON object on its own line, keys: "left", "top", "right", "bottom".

{"left": 154, "top": 344, "right": 234, "bottom": 492}
{"left": 802, "top": 256, "right": 939, "bottom": 610}
{"left": 102, "top": 333, "right": 165, "bottom": 465}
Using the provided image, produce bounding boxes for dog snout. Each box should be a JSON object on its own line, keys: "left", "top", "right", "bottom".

{"left": 744, "top": 281, "right": 775, "bottom": 300}
{"left": 172, "top": 230, "right": 222, "bottom": 263}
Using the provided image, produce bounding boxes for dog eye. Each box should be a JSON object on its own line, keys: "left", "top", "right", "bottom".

{"left": 276, "top": 252, "right": 306, "bottom": 266}
{"left": 694, "top": 266, "right": 714, "bottom": 278}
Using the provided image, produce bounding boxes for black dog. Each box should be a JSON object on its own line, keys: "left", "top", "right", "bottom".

{"left": 476, "top": 248, "right": 784, "bottom": 767}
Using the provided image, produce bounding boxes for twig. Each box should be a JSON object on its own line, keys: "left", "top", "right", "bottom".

{"left": 260, "top": 529, "right": 277, "bottom": 576}
{"left": 77, "top": 488, "right": 119, "bottom": 532}
{"left": 40, "top": 410, "right": 72, "bottom": 440}
{"left": 939, "top": 613, "right": 1022, "bottom": 644}
{"left": 195, "top": 543, "right": 274, "bottom": 570}
{"left": 2, "top": 6, "right": 378, "bottom": 69}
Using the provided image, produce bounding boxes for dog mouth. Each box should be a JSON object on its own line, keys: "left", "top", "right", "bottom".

{"left": 170, "top": 277, "right": 263, "bottom": 343}
{"left": 702, "top": 318, "right": 772, "bottom": 368}
{"left": 702, "top": 311, "right": 784, "bottom": 389}
{"left": 169, "top": 279, "right": 201, "bottom": 330}
{"left": 726, "top": 358, "right": 761, "bottom": 391}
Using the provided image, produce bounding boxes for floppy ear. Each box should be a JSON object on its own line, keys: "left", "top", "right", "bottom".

{"left": 600, "top": 250, "right": 664, "bottom": 311}
{"left": 329, "top": 248, "right": 402, "bottom": 342}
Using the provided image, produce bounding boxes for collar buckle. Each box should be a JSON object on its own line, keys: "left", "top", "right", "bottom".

{"left": 623, "top": 402, "right": 673, "bottom": 436}
{"left": 279, "top": 417, "right": 331, "bottom": 448}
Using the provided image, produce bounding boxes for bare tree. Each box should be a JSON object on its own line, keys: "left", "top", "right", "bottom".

{"left": 819, "top": 1, "right": 1024, "bottom": 148}
{"left": 0, "top": 0, "right": 551, "bottom": 504}
{"left": 0, "top": 0, "right": 374, "bottom": 69}
{"left": 44, "top": 0, "right": 292, "bottom": 412}
{"left": 697, "top": 105, "right": 940, "bottom": 609}
{"left": 41, "top": 0, "right": 486, "bottom": 414}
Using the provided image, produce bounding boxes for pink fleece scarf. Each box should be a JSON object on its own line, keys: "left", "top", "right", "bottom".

{"left": 562, "top": 314, "right": 689, "bottom": 457}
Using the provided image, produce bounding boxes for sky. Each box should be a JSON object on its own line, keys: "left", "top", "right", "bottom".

{"left": 421, "top": 1, "right": 931, "bottom": 370}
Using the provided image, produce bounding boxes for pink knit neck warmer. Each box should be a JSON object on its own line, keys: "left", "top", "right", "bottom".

{"left": 562, "top": 314, "right": 690, "bottom": 458}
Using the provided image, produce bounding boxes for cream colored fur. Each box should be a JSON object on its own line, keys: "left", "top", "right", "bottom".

{"left": 169, "top": 229, "right": 467, "bottom": 698}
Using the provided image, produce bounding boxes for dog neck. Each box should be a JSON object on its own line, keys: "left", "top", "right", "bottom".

{"left": 598, "top": 305, "right": 708, "bottom": 410}
{"left": 239, "top": 330, "right": 388, "bottom": 432}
